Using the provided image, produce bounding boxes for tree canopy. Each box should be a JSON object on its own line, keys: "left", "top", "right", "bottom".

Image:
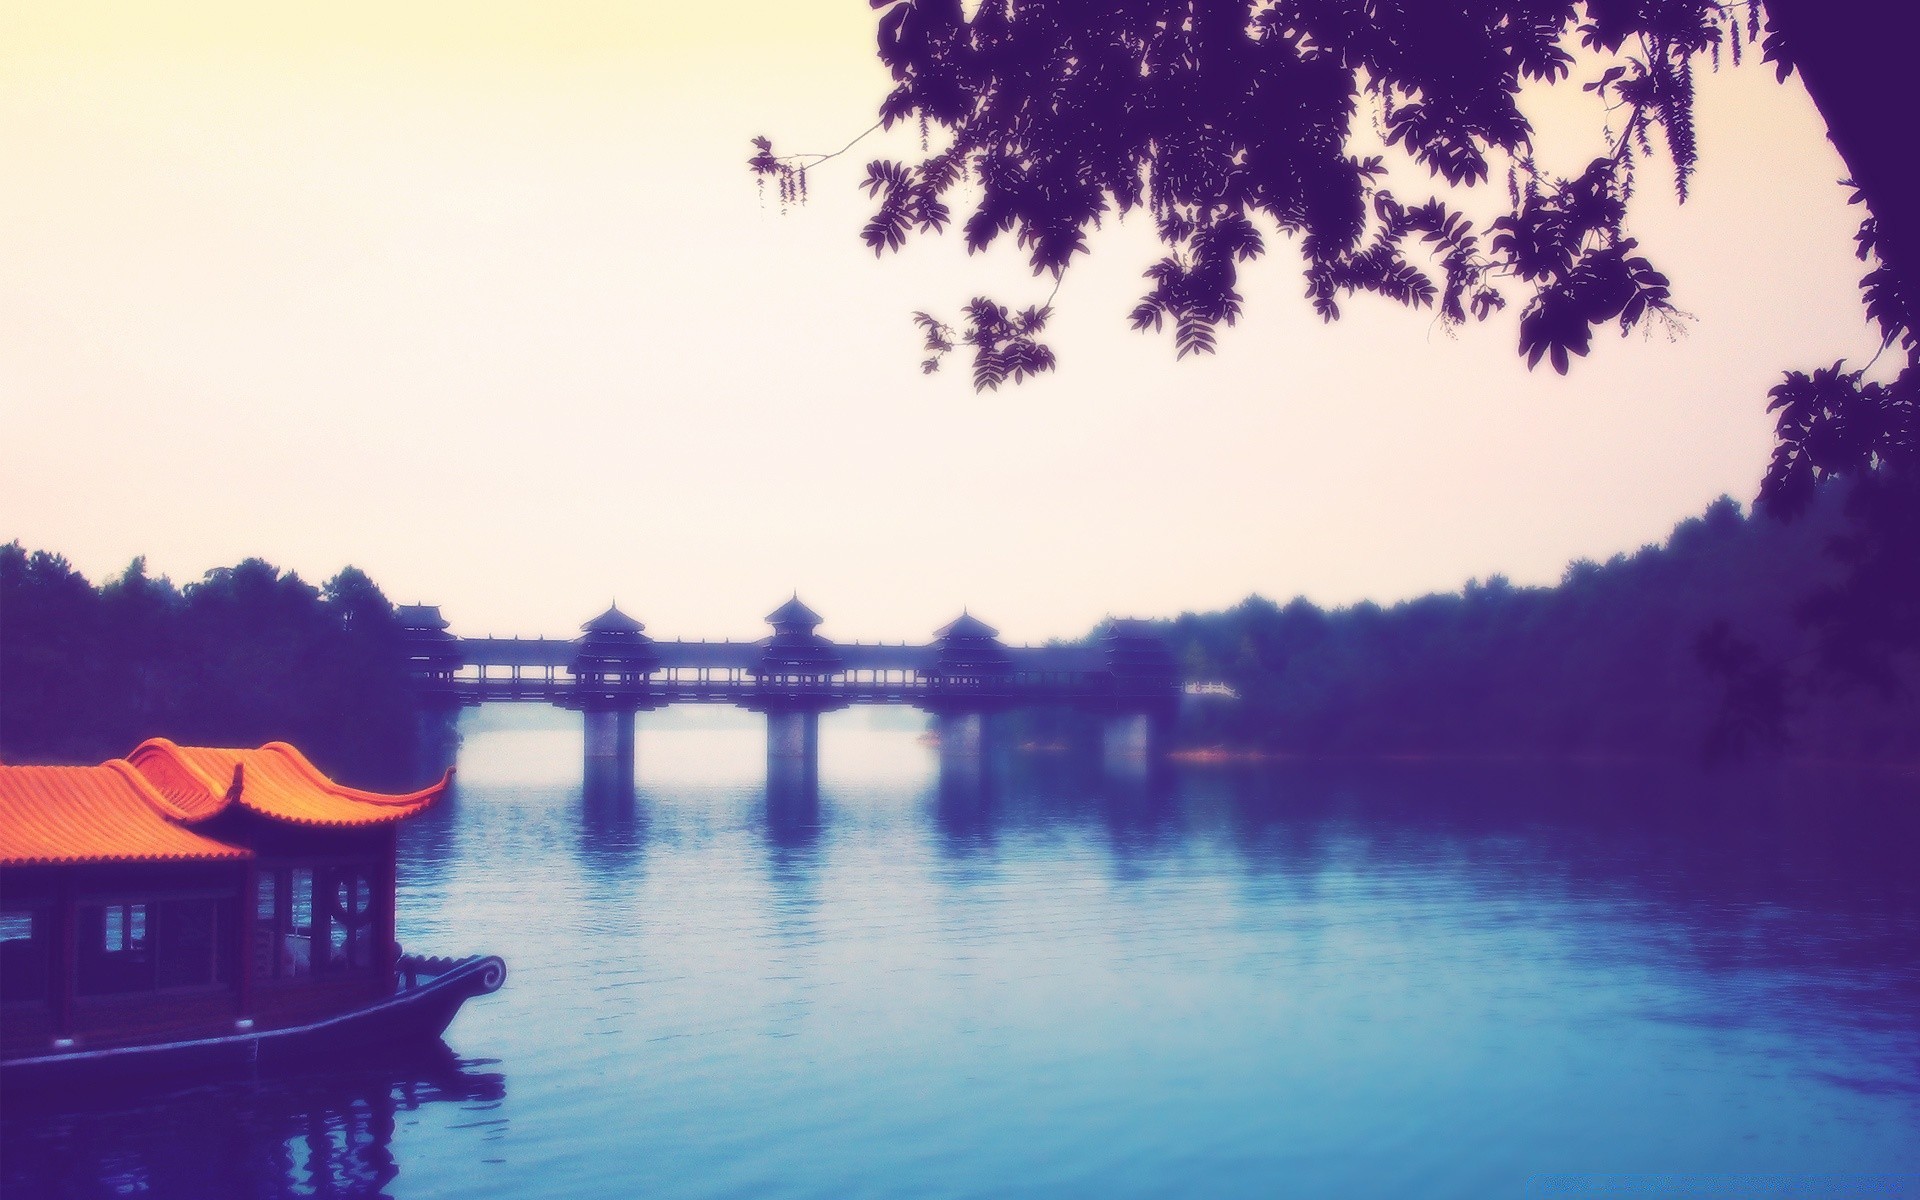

{"left": 0, "top": 545, "right": 427, "bottom": 785}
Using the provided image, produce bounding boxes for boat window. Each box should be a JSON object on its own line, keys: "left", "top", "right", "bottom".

{"left": 253, "top": 870, "right": 282, "bottom": 981}
{"left": 0, "top": 909, "right": 47, "bottom": 1003}
{"left": 265, "top": 868, "right": 316, "bottom": 980}
{"left": 339, "top": 874, "right": 371, "bottom": 915}
{"left": 101, "top": 903, "right": 147, "bottom": 954}
{"left": 79, "top": 903, "right": 155, "bottom": 995}
{"left": 291, "top": 868, "right": 313, "bottom": 932}
{"left": 257, "top": 867, "right": 360, "bottom": 980}
{"left": 245, "top": 866, "right": 385, "bottom": 982}
{"left": 322, "top": 867, "right": 378, "bottom": 972}
{"left": 77, "top": 900, "right": 229, "bottom": 995}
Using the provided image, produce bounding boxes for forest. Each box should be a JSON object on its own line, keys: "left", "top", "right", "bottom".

{"left": 0, "top": 547, "right": 422, "bottom": 785}
{"left": 1161, "top": 485, "right": 1920, "bottom": 762}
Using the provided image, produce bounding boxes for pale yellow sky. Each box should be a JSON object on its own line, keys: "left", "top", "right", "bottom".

{"left": 3, "top": 2, "right": 860, "bottom": 58}
{"left": 0, "top": 2, "right": 1874, "bottom": 643}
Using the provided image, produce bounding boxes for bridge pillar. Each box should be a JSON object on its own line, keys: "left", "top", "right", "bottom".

{"left": 766, "top": 711, "right": 819, "bottom": 801}
{"left": 584, "top": 709, "right": 637, "bottom": 766}
{"left": 766, "top": 710, "right": 819, "bottom": 765}
{"left": 936, "top": 711, "right": 995, "bottom": 773}
{"left": 582, "top": 755, "right": 636, "bottom": 804}
{"left": 934, "top": 713, "right": 993, "bottom": 814}
{"left": 937, "top": 711, "right": 984, "bottom": 758}
{"left": 1102, "top": 712, "right": 1165, "bottom": 776}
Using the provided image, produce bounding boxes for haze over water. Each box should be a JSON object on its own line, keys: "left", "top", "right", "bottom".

{"left": 7, "top": 710, "right": 1920, "bottom": 1198}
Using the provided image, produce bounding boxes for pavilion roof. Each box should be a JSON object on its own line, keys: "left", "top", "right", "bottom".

{"left": 934, "top": 611, "right": 1000, "bottom": 641}
{"left": 396, "top": 604, "right": 450, "bottom": 631}
{"left": 126, "top": 740, "right": 448, "bottom": 828}
{"left": 0, "top": 741, "right": 451, "bottom": 866}
{"left": 0, "top": 761, "right": 248, "bottom": 867}
{"left": 765, "top": 595, "right": 823, "bottom": 628}
{"left": 581, "top": 604, "right": 645, "bottom": 634}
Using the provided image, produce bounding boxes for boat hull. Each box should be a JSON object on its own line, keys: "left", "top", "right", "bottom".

{"left": 1, "top": 955, "right": 506, "bottom": 1094}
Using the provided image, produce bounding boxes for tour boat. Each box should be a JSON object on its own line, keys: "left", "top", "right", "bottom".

{"left": 0, "top": 740, "right": 503, "bottom": 1090}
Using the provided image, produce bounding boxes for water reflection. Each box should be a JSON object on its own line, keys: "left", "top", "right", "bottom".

{"left": 763, "top": 767, "right": 824, "bottom": 934}
{"left": 2, "top": 1053, "right": 505, "bottom": 1200}
{"left": 763, "top": 767, "right": 822, "bottom": 852}
{"left": 580, "top": 759, "right": 648, "bottom": 879}
{"left": 10, "top": 717, "right": 1919, "bottom": 1200}
{"left": 933, "top": 767, "right": 998, "bottom": 857}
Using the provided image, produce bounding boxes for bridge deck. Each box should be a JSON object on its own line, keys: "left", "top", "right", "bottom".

{"left": 455, "top": 637, "right": 1107, "bottom": 672}
{"left": 421, "top": 634, "right": 1173, "bottom": 713}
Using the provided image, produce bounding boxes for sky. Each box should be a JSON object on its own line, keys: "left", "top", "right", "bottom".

{"left": 0, "top": 2, "right": 1878, "bottom": 645}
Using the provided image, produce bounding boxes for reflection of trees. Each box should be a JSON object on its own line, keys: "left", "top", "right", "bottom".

{"left": 1, "top": 1050, "right": 506, "bottom": 1200}
{"left": 926, "top": 752, "right": 1920, "bottom": 1034}
{"left": 1213, "top": 760, "right": 1920, "bottom": 1031}
{"left": 395, "top": 780, "right": 463, "bottom": 902}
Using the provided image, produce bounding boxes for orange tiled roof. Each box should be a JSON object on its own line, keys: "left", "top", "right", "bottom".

{"left": 0, "top": 742, "right": 451, "bottom": 866}
{"left": 0, "top": 761, "right": 249, "bottom": 867}
{"left": 126, "top": 739, "right": 449, "bottom": 828}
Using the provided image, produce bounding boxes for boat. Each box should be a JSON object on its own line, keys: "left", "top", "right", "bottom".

{"left": 1, "top": 953, "right": 505, "bottom": 1092}
{"left": 0, "top": 740, "right": 504, "bottom": 1089}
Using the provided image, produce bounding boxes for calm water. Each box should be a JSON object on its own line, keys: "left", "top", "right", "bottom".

{"left": 7, "top": 709, "right": 1920, "bottom": 1199}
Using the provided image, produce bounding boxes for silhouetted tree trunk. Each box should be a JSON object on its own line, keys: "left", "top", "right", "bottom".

{"left": 1765, "top": 0, "right": 1920, "bottom": 334}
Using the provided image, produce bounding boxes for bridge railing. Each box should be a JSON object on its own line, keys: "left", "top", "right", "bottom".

{"left": 412, "top": 668, "right": 1166, "bottom": 709}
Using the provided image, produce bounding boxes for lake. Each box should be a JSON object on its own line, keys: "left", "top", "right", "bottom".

{"left": 6, "top": 709, "right": 1920, "bottom": 1198}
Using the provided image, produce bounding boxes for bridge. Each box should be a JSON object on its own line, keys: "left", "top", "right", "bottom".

{"left": 400, "top": 598, "right": 1180, "bottom": 784}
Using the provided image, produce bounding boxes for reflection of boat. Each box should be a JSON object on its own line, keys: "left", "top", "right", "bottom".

{"left": 1, "top": 740, "right": 505, "bottom": 1090}
{"left": 1, "top": 954, "right": 505, "bottom": 1092}
{"left": 3, "top": 1034, "right": 507, "bottom": 1195}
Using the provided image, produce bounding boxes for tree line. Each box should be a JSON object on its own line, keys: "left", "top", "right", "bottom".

{"left": 6, "top": 489, "right": 1913, "bottom": 777}
{"left": 0, "top": 546, "right": 422, "bottom": 785}
{"left": 1159, "top": 486, "right": 1919, "bottom": 762}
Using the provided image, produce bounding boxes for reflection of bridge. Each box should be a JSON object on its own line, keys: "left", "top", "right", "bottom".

{"left": 400, "top": 598, "right": 1179, "bottom": 782}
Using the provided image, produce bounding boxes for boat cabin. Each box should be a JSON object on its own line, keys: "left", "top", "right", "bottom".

{"left": 0, "top": 740, "right": 448, "bottom": 1059}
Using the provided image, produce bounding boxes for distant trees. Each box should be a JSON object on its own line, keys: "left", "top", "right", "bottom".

{"left": 0, "top": 546, "right": 420, "bottom": 784}
{"left": 1161, "top": 487, "right": 1920, "bottom": 761}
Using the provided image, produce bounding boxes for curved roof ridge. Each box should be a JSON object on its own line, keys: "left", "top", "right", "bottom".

{"left": 258, "top": 742, "right": 454, "bottom": 808}
{"left": 125, "top": 737, "right": 236, "bottom": 822}
{"left": 100, "top": 756, "right": 213, "bottom": 824}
